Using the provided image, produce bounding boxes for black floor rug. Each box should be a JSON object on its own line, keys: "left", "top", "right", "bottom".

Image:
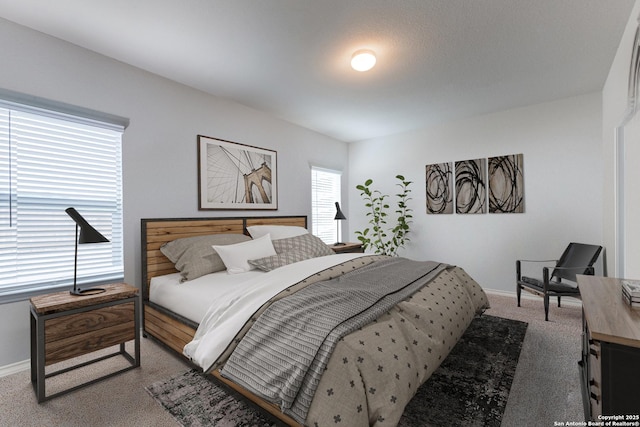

{"left": 146, "top": 314, "right": 527, "bottom": 427}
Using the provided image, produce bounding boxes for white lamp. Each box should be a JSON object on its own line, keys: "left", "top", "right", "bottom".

{"left": 351, "top": 49, "right": 376, "bottom": 72}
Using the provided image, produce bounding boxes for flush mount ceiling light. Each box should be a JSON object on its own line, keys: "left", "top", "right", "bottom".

{"left": 351, "top": 49, "right": 376, "bottom": 72}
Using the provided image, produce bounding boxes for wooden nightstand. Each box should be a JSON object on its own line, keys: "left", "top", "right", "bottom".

{"left": 330, "top": 242, "right": 364, "bottom": 254}
{"left": 30, "top": 282, "right": 140, "bottom": 403}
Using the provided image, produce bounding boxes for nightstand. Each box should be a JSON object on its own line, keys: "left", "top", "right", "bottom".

{"left": 330, "top": 242, "right": 364, "bottom": 254}
{"left": 30, "top": 282, "right": 140, "bottom": 403}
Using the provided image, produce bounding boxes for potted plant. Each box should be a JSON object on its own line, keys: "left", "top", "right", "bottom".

{"left": 355, "top": 175, "right": 413, "bottom": 256}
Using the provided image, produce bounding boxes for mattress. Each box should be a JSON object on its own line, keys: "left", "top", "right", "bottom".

{"left": 148, "top": 270, "right": 265, "bottom": 323}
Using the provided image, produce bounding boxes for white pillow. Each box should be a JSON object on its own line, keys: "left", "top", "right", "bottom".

{"left": 247, "top": 225, "right": 309, "bottom": 240}
{"left": 213, "top": 233, "right": 277, "bottom": 274}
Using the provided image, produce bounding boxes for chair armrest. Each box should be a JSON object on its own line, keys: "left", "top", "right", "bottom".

{"left": 543, "top": 266, "right": 550, "bottom": 289}
{"left": 516, "top": 259, "right": 557, "bottom": 281}
{"left": 517, "top": 259, "right": 558, "bottom": 263}
{"left": 548, "top": 265, "right": 590, "bottom": 270}
{"left": 542, "top": 265, "right": 595, "bottom": 290}
{"left": 547, "top": 265, "right": 595, "bottom": 274}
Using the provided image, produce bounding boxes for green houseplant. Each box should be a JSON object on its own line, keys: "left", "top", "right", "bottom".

{"left": 355, "top": 175, "right": 413, "bottom": 256}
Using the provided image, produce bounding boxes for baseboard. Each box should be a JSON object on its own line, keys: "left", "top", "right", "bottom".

{"left": 484, "top": 287, "right": 582, "bottom": 307}
{"left": 0, "top": 359, "right": 29, "bottom": 378}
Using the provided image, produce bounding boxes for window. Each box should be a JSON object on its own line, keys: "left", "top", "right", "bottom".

{"left": 0, "top": 96, "right": 125, "bottom": 303}
{"left": 311, "top": 166, "right": 342, "bottom": 244}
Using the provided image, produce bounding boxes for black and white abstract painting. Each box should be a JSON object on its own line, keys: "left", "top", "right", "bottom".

{"left": 426, "top": 162, "right": 453, "bottom": 214}
{"left": 488, "top": 153, "right": 524, "bottom": 213}
{"left": 455, "top": 158, "right": 487, "bottom": 214}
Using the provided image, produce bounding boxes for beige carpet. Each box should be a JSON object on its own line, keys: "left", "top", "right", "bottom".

{"left": 487, "top": 293, "right": 583, "bottom": 426}
{"left": 0, "top": 339, "right": 188, "bottom": 427}
{"left": 0, "top": 292, "right": 583, "bottom": 426}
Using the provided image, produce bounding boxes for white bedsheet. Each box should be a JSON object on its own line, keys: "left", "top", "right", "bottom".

{"left": 183, "top": 253, "right": 367, "bottom": 372}
{"left": 149, "top": 270, "right": 265, "bottom": 324}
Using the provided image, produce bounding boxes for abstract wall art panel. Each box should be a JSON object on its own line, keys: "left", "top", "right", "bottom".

{"left": 488, "top": 153, "right": 524, "bottom": 213}
{"left": 455, "top": 158, "right": 487, "bottom": 214}
{"left": 425, "top": 162, "right": 453, "bottom": 214}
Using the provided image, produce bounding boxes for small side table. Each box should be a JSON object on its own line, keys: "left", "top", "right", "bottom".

{"left": 30, "top": 282, "right": 140, "bottom": 403}
{"left": 331, "top": 242, "right": 364, "bottom": 254}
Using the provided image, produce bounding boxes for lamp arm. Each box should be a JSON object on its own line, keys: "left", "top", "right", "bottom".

{"left": 73, "top": 224, "right": 79, "bottom": 293}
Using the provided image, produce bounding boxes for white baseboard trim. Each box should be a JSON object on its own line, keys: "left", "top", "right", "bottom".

{"left": 484, "top": 287, "right": 582, "bottom": 307}
{"left": 0, "top": 359, "right": 29, "bottom": 378}
{"left": 484, "top": 288, "right": 520, "bottom": 298}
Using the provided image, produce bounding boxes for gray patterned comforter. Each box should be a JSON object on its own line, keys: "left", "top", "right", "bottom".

{"left": 215, "top": 256, "right": 489, "bottom": 426}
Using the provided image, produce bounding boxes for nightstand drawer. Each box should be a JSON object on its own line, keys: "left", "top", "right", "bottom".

{"left": 44, "top": 303, "right": 135, "bottom": 365}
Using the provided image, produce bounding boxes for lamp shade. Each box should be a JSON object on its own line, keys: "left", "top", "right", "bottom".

{"left": 65, "top": 207, "right": 109, "bottom": 244}
{"left": 334, "top": 202, "right": 346, "bottom": 220}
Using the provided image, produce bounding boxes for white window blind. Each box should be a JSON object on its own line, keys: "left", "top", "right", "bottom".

{"left": 0, "top": 104, "right": 124, "bottom": 303}
{"left": 0, "top": 109, "right": 9, "bottom": 230}
{"left": 311, "top": 166, "right": 342, "bottom": 244}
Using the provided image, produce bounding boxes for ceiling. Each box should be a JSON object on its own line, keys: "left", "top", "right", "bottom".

{"left": 0, "top": 1, "right": 635, "bottom": 142}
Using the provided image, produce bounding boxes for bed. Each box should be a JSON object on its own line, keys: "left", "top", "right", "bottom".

{"left": 141, "top": 215, "right": 489, "bottom": 426}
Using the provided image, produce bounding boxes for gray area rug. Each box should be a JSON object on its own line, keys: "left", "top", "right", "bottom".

{"left": 145, "top": 314, "right": 527, "bottom": 427}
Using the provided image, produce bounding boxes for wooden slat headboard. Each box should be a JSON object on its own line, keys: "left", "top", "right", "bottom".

{"left": 141, "top": 216, "right": 307, "bottom": 300}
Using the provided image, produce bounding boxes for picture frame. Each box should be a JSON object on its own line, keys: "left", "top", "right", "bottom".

{"left": 455, "top": 158, "right": 487, "bottom": 214}
{"left": 425, "top": 162, "right": 454, "bottom": 214}
{"left": 488, "top": 153, "right": 524, "bottom": 213}
{"left": 197, "top": 135, "right": 278, "bottom": 210}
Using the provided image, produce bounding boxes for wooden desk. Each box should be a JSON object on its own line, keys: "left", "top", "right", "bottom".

{"left": 577, "top": 275, "right": 640, "bottom": 419}
{"left": 30, "top": 283, "right": 140, "bottom": 402}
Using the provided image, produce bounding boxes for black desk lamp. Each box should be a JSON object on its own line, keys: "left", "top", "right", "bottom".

{"left": 66, "top": 207, "right": 109, "bottom": 296}
{"left": 334, "top": 202, "right": 346, "bottom": 246}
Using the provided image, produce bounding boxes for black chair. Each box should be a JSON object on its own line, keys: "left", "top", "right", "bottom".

{"left": 516, "top": 242, "right": 603, "bottom": 321}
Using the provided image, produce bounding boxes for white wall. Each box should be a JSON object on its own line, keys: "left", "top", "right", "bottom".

{"left": 1, "top": 4, "right": 631, "bottom": 368}
{"left": 348, "top": 93, "right": 604, "bottom": 293}
{"left": 0, "top": 18, "right": 348, "bottom": 367}
{"left": 602, "top": 0, "right": 640, "bottom": 277}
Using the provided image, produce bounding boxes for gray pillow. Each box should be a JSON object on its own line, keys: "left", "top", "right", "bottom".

{"left": 160, "top": 234, "right": 251, "bottom": 282}
{"left": 248, "top": 251, "right": 315, "bottom": 272}
{"left": 272, "top": 233, "right": 335, "bottom": 257}
{"left": 248, "top": 234, "right": 334, "bottom": 271}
